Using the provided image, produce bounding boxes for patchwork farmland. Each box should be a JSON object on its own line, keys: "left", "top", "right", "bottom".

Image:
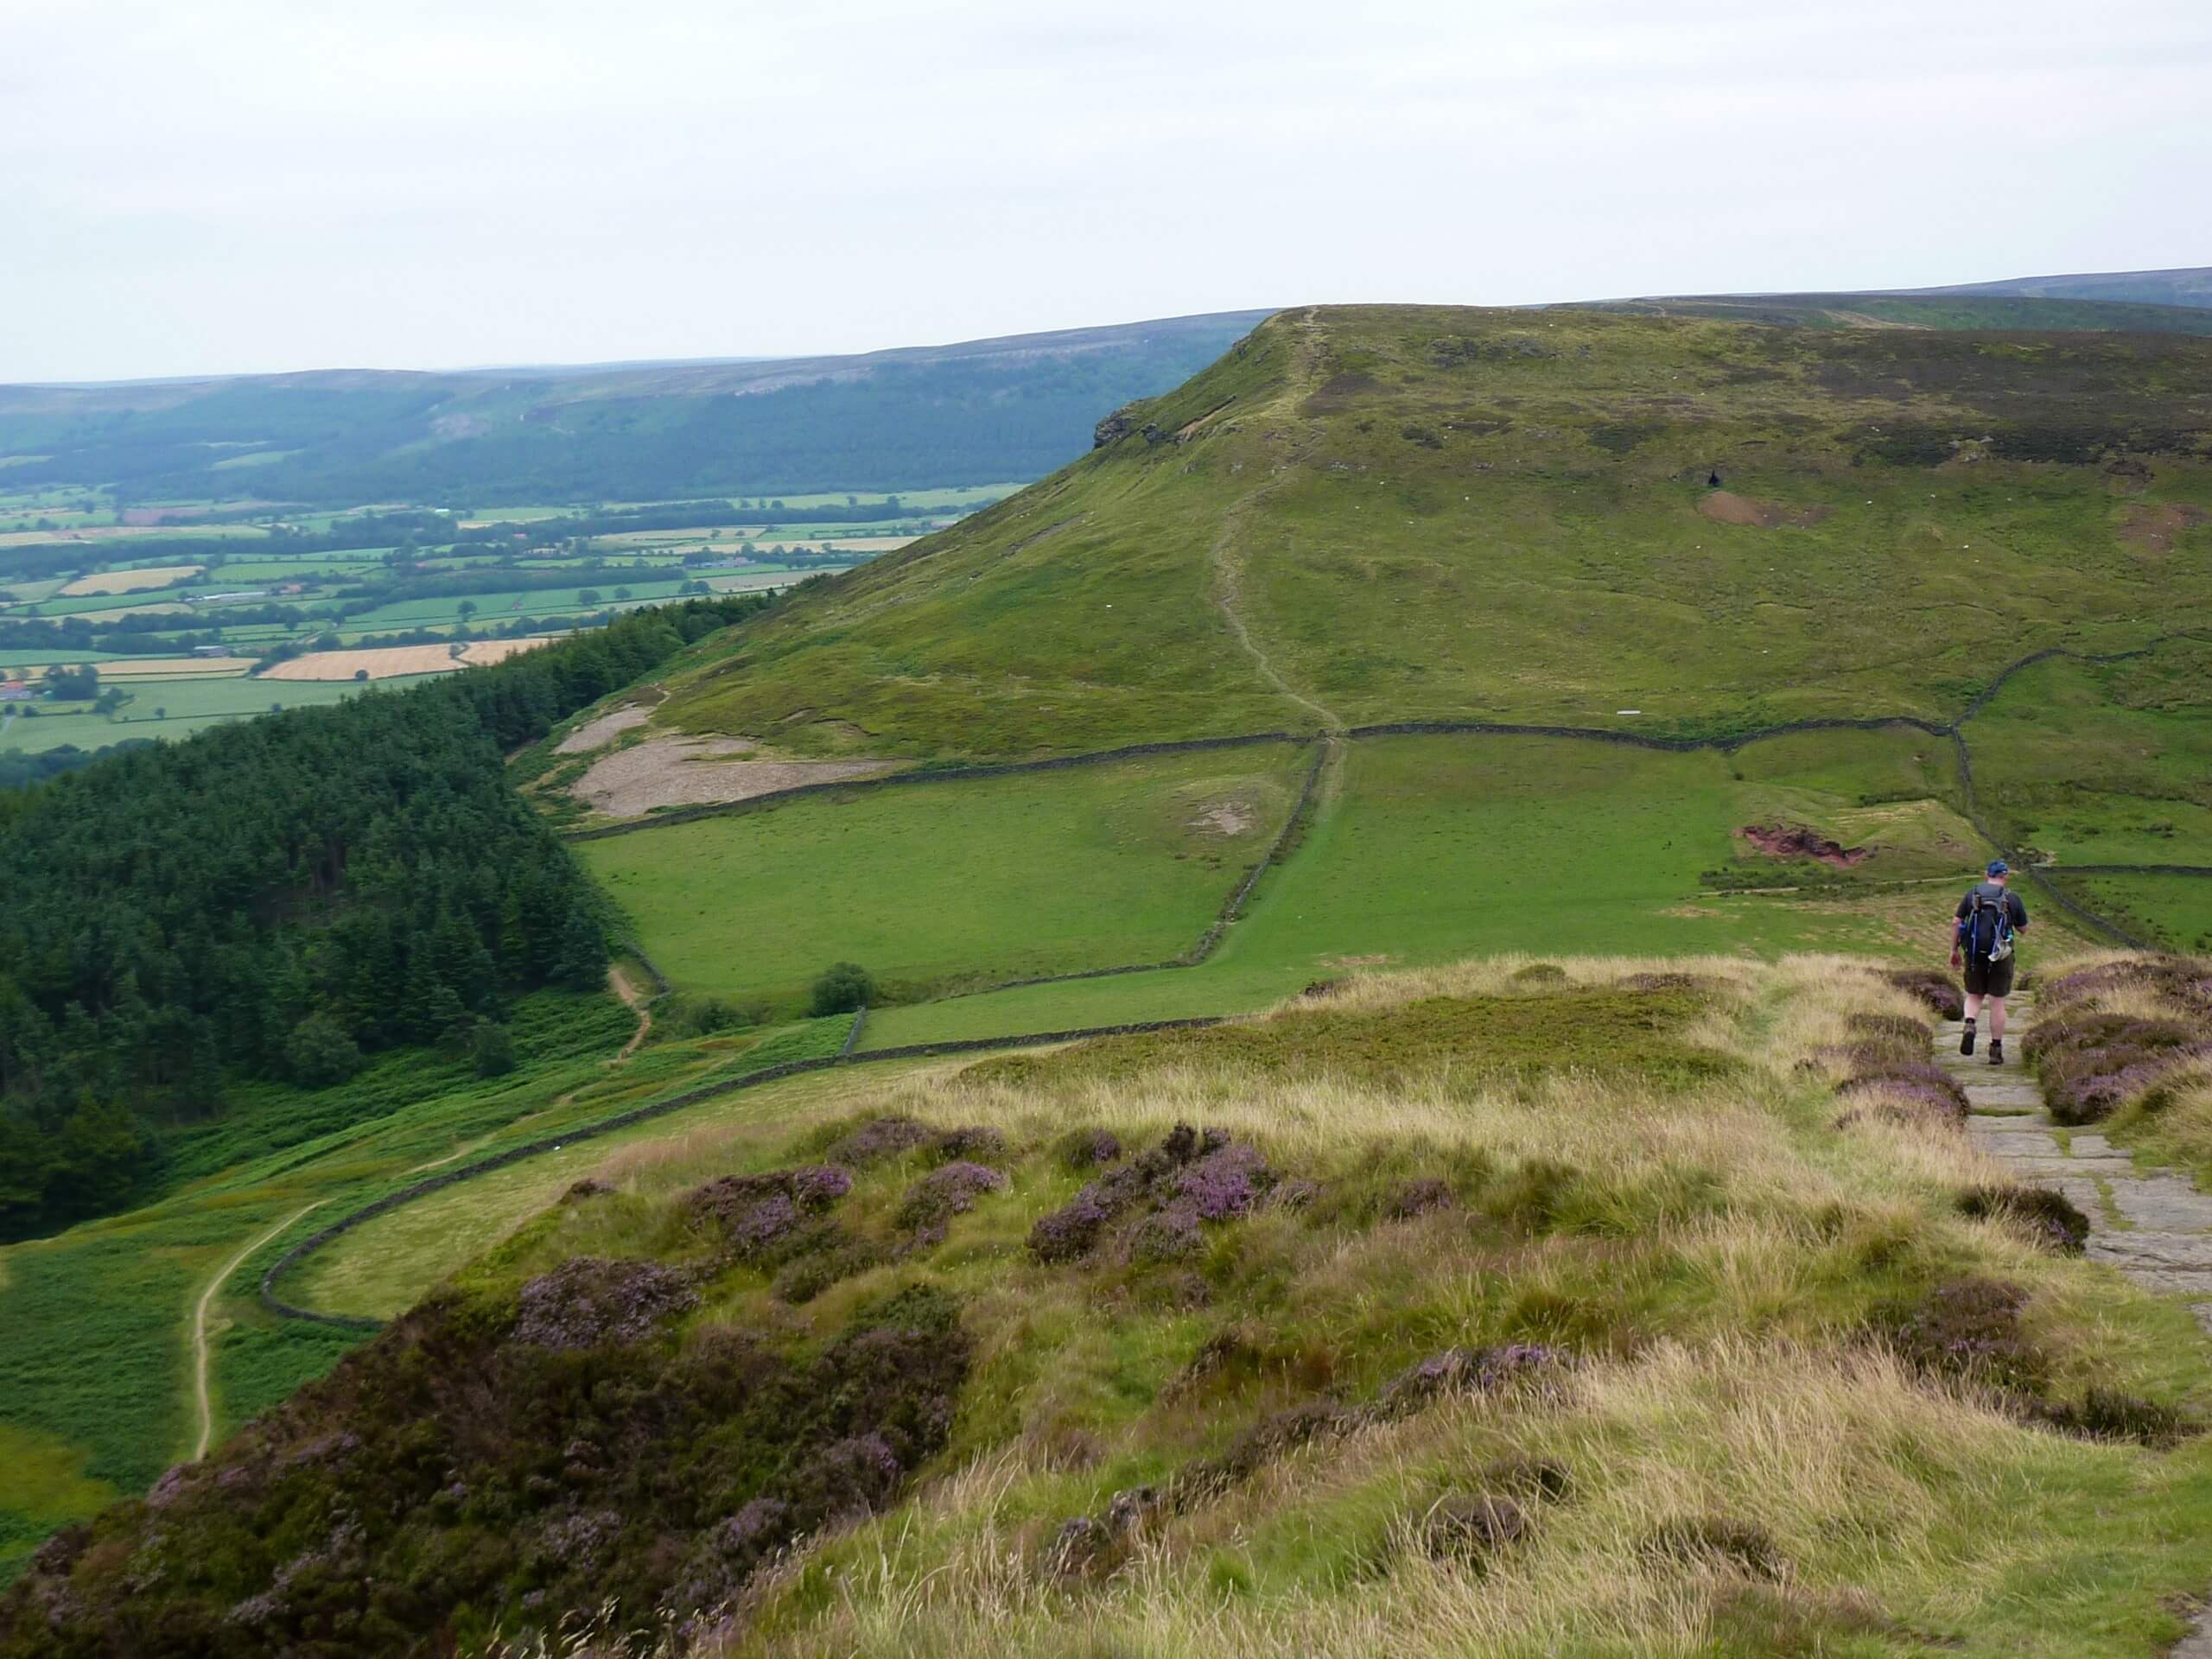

{"left": 0, "top": 487, "right": 1011, "bottom": 763}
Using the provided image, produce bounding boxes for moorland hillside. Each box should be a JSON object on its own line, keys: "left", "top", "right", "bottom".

{"left": 15, "top": 956, "right": 2212, "bottom": 1656}
{"left": 632, "top": 302, "right": 2212, "bottom": 760}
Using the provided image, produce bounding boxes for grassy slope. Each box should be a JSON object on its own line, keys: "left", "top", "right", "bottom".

{"left": 0, "top": 991, "right": 875, "bottom": 1580}
{"left": 22, "top": 959, "right": 2212, "bottom": 1656}
{"left": 638, "top": 304, "right": 2212, "bottom": 760}
{"left": 579, "top": 746, "right": 1313, "bottom": 1007}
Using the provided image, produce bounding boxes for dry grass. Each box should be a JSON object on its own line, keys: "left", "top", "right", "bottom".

{"left": 719, "top": 1342, "right": 2044, "bottom": 1659}
{"left": 86, "top": 654, "right": 255, "bottom": 677}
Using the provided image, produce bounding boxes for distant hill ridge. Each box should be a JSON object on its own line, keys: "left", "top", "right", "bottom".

{"left": 0, "top": 312, "right": 1277, "bottom": 505}
{"left": 1887, "top": 264, "right": 2212, "bottom": 308}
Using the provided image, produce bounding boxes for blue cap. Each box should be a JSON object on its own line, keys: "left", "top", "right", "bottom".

{"left": 1986, "top": 859, "right": 2009, "bottom": 877}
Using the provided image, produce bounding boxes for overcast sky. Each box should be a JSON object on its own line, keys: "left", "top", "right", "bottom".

{"left": 3, "top": 0, "right": 2207, "bottom": 382}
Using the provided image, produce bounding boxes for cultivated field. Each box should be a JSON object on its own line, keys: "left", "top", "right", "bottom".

{"left": 258, "top": 638, "right": 553, "bottom": 680}
{"left": 0, "top": 488, "right": 992, "bottom": 756}
{"left": 54, "top": 563, "right": 202, "bottom": 596}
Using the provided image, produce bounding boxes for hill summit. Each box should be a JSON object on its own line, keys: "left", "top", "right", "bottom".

{"left": 638, "top": 304, "right": 2212, "bottom": 760}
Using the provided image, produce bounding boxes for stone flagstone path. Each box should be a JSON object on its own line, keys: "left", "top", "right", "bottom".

{"left": 1936, "top": 995, "right": 2212, "bottom": 1656}
{"left": 1939, "top": 997, "right": 2212, "bottom": 1325}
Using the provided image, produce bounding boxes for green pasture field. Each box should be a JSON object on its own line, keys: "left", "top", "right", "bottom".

{"left": 845, "top": 727, "right": 2018, "bottom": 1051}
{"left": 2060, "top": 872, "right": 2212, "bottom": 952}
{"left": 341, "top": 580, "right": 697, "bottom": 631}
{"left": 1961, "top": 639, "right": 2212, "bottom": 865}
{"left": 580, "top": 745, "right": 1316, "bottom": 1008}
{"left": 196, "top": 557, "right": 388, "bottom": 582}
{"left": 578, "top": 720, "right": 2024, "bottom": 1058}
{"left": 1, "top": 676, "right": 433, "bottom": 755}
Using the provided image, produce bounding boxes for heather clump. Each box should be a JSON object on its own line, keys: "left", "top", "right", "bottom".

{"left": 1958, "top": 1184, "right": 2090, "bottom": 1254}
{"left": 2029, "top": 1010, "right": 2204, "bottom": 1124}
{"left": 1885, "top": 967, "right": 1965, "bottom": 1021}
{"left": 2039, "top": 956, "right": 2212, "bottom": 1017}
{"left": 1027, "top": 1124, "right": 1275, "bottom": 1264}
{"left": 826, "top": 1116, "right": 938, "bottom": 1166}
{"left": 510, "top": 1257, "right": 698, "bottom": 1351}
{"left": 823, "top": 1115, "right": 1013, "bottom": 1172}
{"left": 931, "top": 1124, "right": 1009, "bottom": 1165}
{"left": 897, "top": 1160, "right": 1008, "bottom": 1229}
{"left": 1883, "top": 1277, "right": 2043, "bottom": 1390}
{"left": 2034, "top": 1387, "right": 2189, "bottom": 1446}
{"left": 1384, "top": 1176, "right": 1457, "bottom": 1219}
{"left": 1376, "top": 1344, "right": 1566, "bottom": 1417}
{"left": 1421, "top": 1491, "right": 1531, "bottom": 1565}
{"left": 1178, "top": 1141, "right": 1273, "bottom": 1219}
{"left": 1059, "top": 1128, "right": 1123, "bottom": 1169}
{"left": 686, "top": 1165, "right": 853, "bottom": 1263}
{"left": 1831, "top": 1059, "right": 1967, "bottom": 1127}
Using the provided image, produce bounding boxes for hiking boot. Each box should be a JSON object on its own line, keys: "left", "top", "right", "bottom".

{"left": 1987, "top": 1039, "right": 2004, "bottom": 1066}
{"left": 1960, "top": 1023, "right": 1976, "bottom": 1056}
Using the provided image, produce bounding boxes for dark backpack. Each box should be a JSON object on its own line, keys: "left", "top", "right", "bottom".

{"left": 1961, "top": 884, "right": 2016, "bottom": 959}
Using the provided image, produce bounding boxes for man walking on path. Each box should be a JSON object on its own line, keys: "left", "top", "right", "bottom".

{"left": 1952, "top": 859, "right": 2028, "bottom": 1064}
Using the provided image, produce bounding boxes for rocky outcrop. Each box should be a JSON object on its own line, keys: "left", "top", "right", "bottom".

{"left": 1093, "top": 403, "right": 1142, "bottom": 448}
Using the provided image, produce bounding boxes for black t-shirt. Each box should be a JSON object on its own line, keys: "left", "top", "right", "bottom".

{"left": 1955, "top": 881, "right": 2027, "bottom": 953}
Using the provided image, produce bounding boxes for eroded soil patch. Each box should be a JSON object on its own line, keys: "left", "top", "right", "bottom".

{"left": 574, "top": 735, "right": 891, "bottom": 818}
{"left": 1741, "top": 823, "right": 1872, "bottom": 868}
{"left": 556, "top": 704, "right": 652, "bottom": 754}
{"left": 2120, "top": 503, "right": 2209, "bottom": 554}
{"left": 1699, "top": 491, "right": 1834, "bottom": 530}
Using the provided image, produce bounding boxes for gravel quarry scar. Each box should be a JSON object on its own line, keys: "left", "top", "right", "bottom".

{"left": 574, "top": 734, "right": 893, "bottom": 818}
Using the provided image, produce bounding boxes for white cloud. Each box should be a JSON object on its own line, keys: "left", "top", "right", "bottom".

{"left": 3, "top": 0, "right": 2207, "bottom": 378}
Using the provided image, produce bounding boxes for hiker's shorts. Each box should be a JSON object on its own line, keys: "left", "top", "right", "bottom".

{"left": 1963, "top": 952, "right": 2016, "bottom": 999}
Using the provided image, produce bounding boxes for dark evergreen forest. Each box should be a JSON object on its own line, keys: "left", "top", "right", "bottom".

{"left": 0, "top": 594, "right": 765, "bottom": 1240}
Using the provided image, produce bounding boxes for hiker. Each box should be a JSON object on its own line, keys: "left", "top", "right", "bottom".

{"left": 1951, "top": 859, "right": 2028, "bottom": 1064}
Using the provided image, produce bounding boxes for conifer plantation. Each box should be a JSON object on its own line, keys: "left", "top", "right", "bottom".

{"left": 0, "top": 595, "right": 766, "bottom": 1239}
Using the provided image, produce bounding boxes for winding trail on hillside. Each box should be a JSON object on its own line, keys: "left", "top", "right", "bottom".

{"left": 608, "top": 964, "right": 653, "bottom": 1058}
{"left": 192, "top": 1201, "right": 324, "bottom": 1461}
{"left": 1208, "top": 502, "right": 1344, "bottom": 735}
{"left": 1205, "top": 306, "right": 1346, "bottom": 737}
